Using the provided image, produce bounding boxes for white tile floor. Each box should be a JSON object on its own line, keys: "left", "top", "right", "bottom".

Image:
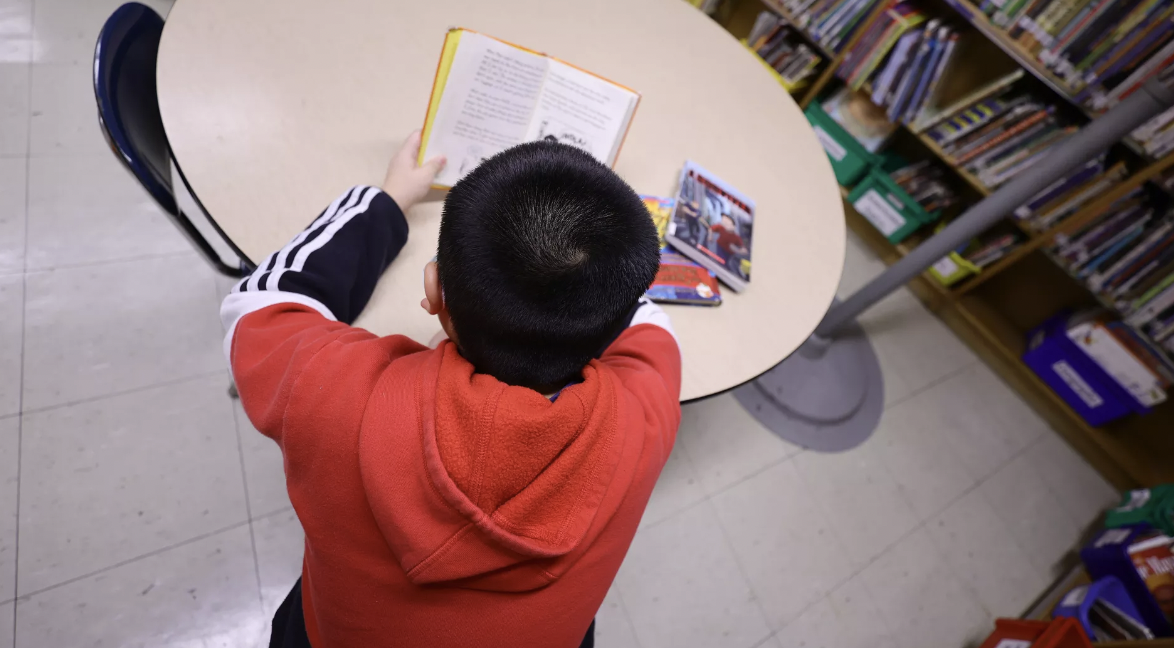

{"left": 0, "top": 0, "right": 1123, "bottom": 646}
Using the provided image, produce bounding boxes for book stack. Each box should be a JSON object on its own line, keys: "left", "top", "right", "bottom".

{"left": 1052, "top": 191, "right": 1174, "bottom": 354}
{"left": 747, "top": 12, "right": 826, "bottom": 89}
{"left": 1131, "top": 106, "right": 1174, "bottom": 160}
{"left": 926, "top": 89, "right": 1078, "bottom": 190}
{"left": 1013, "top": 155, "right": 1127, "bottom": 231}
{"left": 776, "top": 0, "right": 884, "bottom": 53}
{"left": 889, "top": 159, "right": 959, "bottom": 213}
{"left": 1067, "top": 312, "right": 1172, "bottom": 407}
{"left": 981, "top": 0, "right": 1174, "bottom": 112}
{"left": 864, "top": 17, "right": 963, "bottom": 124}
{"left": 965, "top": 232, "right": 1024, "bottom": 267}
{"left": 837, "top": 3, "right": 927, "bottom": 91}
{"left": 641, "top": 195, "right": 722, "bottom": 306}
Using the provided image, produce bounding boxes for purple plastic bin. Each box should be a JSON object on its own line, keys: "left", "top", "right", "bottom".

{"left": 1022, "top": 314, "right": 1149, "bottom": 427}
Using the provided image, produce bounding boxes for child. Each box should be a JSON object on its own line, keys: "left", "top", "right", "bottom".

{"left": 222, "top": 133, "right": 682, "bottom": 648}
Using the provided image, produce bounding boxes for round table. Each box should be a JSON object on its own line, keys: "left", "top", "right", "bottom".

{"left": 156, "top": 0, "right": 845, "bottom": 402}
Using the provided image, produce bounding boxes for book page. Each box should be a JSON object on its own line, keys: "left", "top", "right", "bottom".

{"left": 523, "top": 60, "right": 637, "bottom": 166}
{"left": 424, "top": 32, "right": 549, "bottom": 187}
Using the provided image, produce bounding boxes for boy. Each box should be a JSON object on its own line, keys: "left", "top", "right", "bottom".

{"left": 222, "top": 133, "right": 682, "bottom": 648}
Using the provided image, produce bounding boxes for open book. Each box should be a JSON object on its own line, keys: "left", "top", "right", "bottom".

{"left": 419, "top": 29, "right": 640, "bottom": 188}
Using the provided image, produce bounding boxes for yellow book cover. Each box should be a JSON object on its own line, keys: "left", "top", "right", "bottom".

{"left": 419, "top": 28, "right": 641, "bottom": 188}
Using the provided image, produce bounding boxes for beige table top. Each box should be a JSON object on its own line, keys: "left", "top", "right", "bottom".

{"left": 156, "top": 0, "right": 845, "bottom": 401}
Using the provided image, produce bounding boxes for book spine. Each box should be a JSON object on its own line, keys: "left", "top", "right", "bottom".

{"left": 954, "top": 108, "right": 1051, "bottom": 165}
{"left": 1042, "top": 0, "right": 1111, "bottom": 66}
{"left": 1092, "top": 221, "right": 1174, "bottom": 291}
{"left": 1129, "top": 281, "right": 1174, "bottom": 327}
{"left": 1080, "top": 12, "right": 1174, "bottom": 96}
{"left": 1096, "top": 40, "right": 1174, "bottom": 109}
{"left": 1057, "top": 0, "right": 1146, "bottom": 74}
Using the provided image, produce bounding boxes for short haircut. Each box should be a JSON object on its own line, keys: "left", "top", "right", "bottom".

{"left": 438, "top": 141, "right": 660, "bottom": 391}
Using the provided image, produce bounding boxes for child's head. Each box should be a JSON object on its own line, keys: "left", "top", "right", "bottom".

{"left": 427, "top": 141, "right": 659, "bottom": 392}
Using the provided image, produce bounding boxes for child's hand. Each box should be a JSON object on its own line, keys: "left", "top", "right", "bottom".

{"left": 383, "top": 131, "right": 446, "bottom": 211}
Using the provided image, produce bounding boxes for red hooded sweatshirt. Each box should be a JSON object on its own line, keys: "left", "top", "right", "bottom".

{"left": 222, "top": 186, "right": 682, "bottom": 648}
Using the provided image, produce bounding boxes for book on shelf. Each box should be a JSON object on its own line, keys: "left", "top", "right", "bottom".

{"left": 748, "top": 12, "right": 825, "bottom": 89}
{"left": 911, "top": 69, "right": 1024, "bottom": 133}
{"left": 1018, "top": 159, "right": 1126, "bottom": 231}
{"left": 419, "top": 29, "right": 639, "bottom": 188}
{"left": 889, "top": 159, "right": 959, "bottom": 213}
{"left": 641, "top": 195, "right": 722, "bottom": 306}
{"left": 822, "top": 87, "right": 897, "bottom": 153}
{"left": 838, "top": 2, "right": 927, "bottom": 90}
{"left": 1068, "top": 315, "right": 1168, "bottom": 406}
{"left": 664, "top": 161, "right": 755, "bottom": 293}
{"left": 784, "top": 0, "right": 878, "bottom": 52}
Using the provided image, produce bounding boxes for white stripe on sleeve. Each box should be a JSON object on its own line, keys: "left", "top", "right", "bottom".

{"left": 220, "top": 291, "right": 337, "bottom": 367}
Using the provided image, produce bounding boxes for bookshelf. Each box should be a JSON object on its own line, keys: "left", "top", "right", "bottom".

{"left": 716, "top": 0, "right": 1174, "bottom": 490}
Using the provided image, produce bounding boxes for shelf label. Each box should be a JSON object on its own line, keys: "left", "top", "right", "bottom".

{"left": 932, "top": 256, "right": 959, "bottom": 278}
{"left": 1052, "top": 360, "right": 1104, "bottom": 408}
{"left": 813, "top": 126, "right": 847, "bottom": 162}
{"left": 854, "top": 190, "right": 906, "bottom": 237}
{"left": 994, "top": 641, "right": 1032, "bottom": 648}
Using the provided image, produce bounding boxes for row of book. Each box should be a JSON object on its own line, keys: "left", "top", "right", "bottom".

{"left": 927, "top": 88, "right": 1079, "bottom": 190}
{"left": 838, "top": 4, "right": 965, "bottom": 128}
{"left": 1051, "top": 188, "right": 1174, "bottom": 353}
{"left": 747, "top": 13, "right": 826, "bottom": 89}
{"left": 770, "top": 0, "right": 881, "bottom": 53}
{"left": 977, "top": 0, "right": 1174, "bottom": 112}
{"left": 1131, "top": 105, "right": 1174, "bottom": 160}
{"left": 889, "top": 159, "right": 960, "bottom": 213}
{"left": 1013, "top": 155, "right": 1127, "bottom": 231}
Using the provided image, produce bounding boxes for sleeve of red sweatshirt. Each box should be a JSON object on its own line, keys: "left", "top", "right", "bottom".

{"left": 599, "top": 297, "right": 683, "bottom": 454}
{"left": 220, "top": 185, "right": 418, "bottom": 444}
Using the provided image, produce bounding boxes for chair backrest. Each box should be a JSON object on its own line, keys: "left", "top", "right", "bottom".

{"left": 93, "top": 3, "right": 176, "bottom": 215}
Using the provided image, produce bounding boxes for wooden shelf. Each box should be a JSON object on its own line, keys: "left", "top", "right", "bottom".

{"left": 732, "top": 0, "right": 1174, "bottom": 491}
{"left": 940, "top": 0, "right": 1080, "bottom": 104}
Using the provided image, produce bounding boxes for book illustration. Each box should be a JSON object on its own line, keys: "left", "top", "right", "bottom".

{"left": 457, "top": 146, "right": 491, "bottom": 177}
{"left": 535, "top": 117, "right": 591, "bottom": 150}
{"left": 665, "top": 162, "right": 755, "bottom": 292}
{"left": 420, "top": 29, "right": 639, "bottom": 188}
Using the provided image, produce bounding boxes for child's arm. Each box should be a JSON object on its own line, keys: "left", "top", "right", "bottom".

{"left": 599, "top": 297, "right": 683, "bottom": 450}
{"left": 222, "top": 133, "right": 445, "bottom": 443}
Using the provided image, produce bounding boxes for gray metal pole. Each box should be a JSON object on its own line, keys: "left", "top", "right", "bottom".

{"left": 815, "top": 78, "right": 1174, "bottom": 339}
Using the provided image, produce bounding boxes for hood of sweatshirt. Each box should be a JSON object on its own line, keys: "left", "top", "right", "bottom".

{"left": 359, "top": 341, "right": 635, "bottom": 593}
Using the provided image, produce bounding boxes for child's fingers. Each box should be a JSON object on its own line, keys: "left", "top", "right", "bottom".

{"left": 400, "top": 130, "right": 423, "bottom": 159}
{"left": 421, "top": 155, "right": 446, "bottom": 174}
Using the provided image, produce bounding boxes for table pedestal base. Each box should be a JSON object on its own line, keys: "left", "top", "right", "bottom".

{"left": 733, "top": 320, "right": 883, "bottom": 452}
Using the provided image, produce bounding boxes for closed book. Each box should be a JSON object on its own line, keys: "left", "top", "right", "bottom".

{"left": 1079, "top": 12, "right": 1174, "bottom": 97}
{"left": 1015, "top": 157, "right": 1104, "bottom": 220}
{"left": 1094, "top": 38, "right": 1174, "bottom": 109}
{"left": 913, "top": 69, "right": 1023, "bottom": 133}
{"left": 1092, "top": 219, "right": 1174, "bottom": 291}
{"left": 1129, "top": 276, "right": 1174, "bottom": 326}
{"left": 1008, "top": 0, "right": 1053, "bottom": 39}
{"left": 886, "top": 26, "right": 935, "bottom": 121}
{"left": 1043, "top": 0, "right": 1118, "bottom": 67}
{"left": 940, "top": 97, "right": 1033, "bottom": 150}
{"left": 953, "top": 107, "right": 1052, "bottom": 165}
{"left": 1056, "top": 0, "right": 1148, "bottom": 73}
{"left": 664, "top": 161, "right": 755, "bottom": 293}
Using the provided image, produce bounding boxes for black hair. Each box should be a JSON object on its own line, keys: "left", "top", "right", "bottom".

{"left": 437, "top": 141, "right": 660, "bottom": 392}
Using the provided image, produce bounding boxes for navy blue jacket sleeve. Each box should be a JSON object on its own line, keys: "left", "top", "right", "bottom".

{"left": 228, "top": 185, "right": 408, "bottom": 325}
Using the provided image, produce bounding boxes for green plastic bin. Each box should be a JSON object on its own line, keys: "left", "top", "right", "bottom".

{"left": 804, "top": 102, "right": 878, "bottom": 187}
{"left": 847, "top": 168, "right": 942, "bottom": 244}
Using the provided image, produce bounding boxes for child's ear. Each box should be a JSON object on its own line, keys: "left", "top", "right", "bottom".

{"left": 421, "top": 261, "right": 445, "bottom": 316}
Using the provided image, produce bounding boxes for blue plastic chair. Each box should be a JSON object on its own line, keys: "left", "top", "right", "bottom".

{"left": 94, "top": 2, "right": 249, "bottom": 277}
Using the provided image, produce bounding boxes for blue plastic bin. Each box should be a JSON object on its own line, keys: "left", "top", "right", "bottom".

{"left": 1022, "top": 314, "right": 1151, "bottom": 426}
{"left": 1081, "top": 525, "right": 1174, "bottom": 637}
